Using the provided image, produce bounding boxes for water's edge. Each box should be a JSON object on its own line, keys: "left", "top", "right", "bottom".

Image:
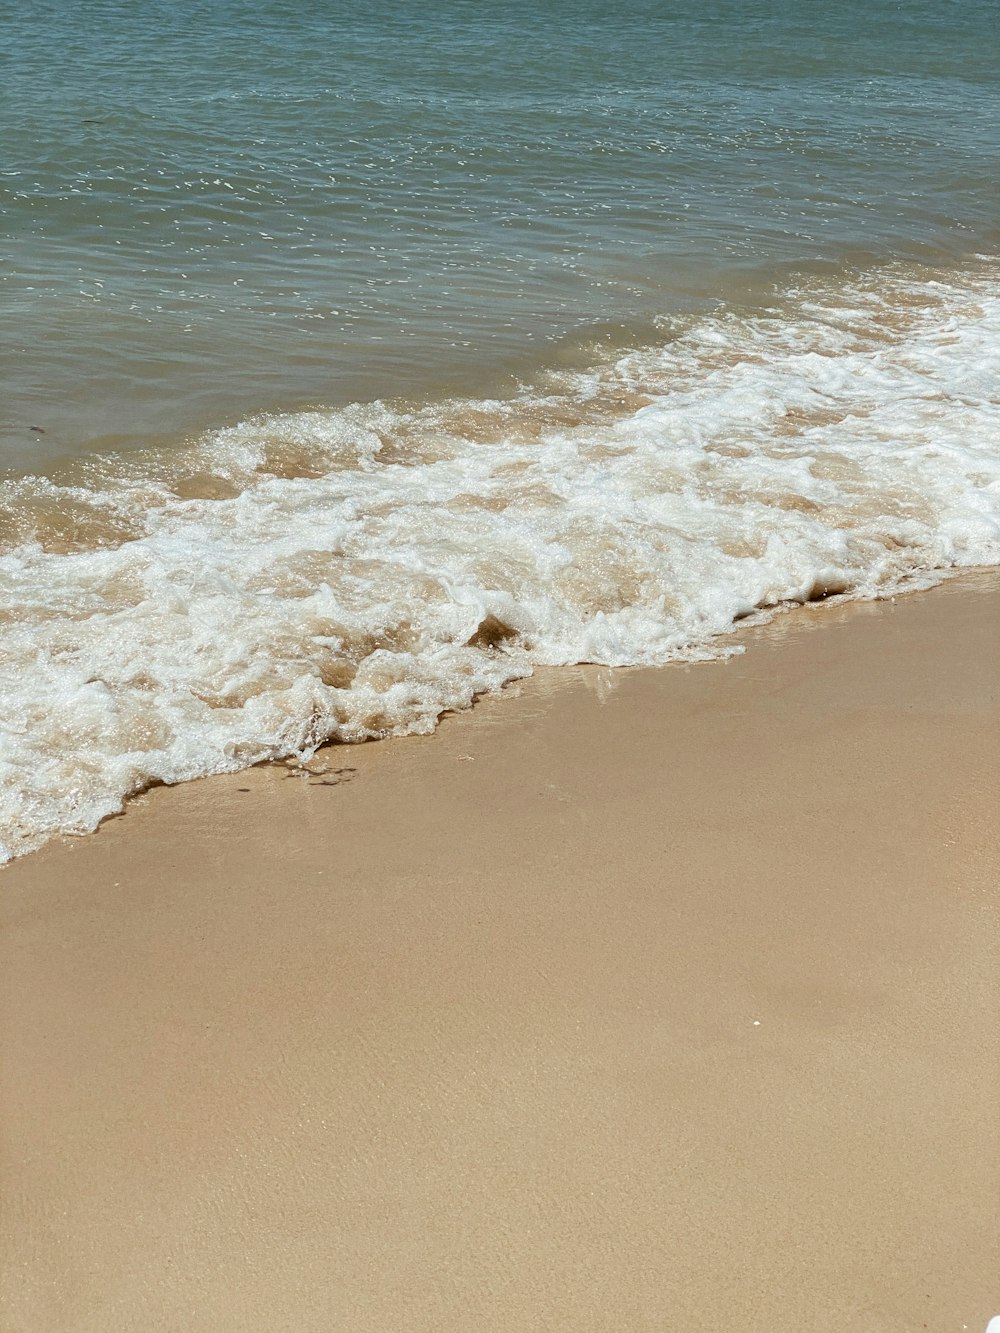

{"left": 2, "top": 261, "right": 998, "bottom": 863}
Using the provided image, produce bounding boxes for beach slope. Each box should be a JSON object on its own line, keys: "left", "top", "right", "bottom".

{"left": 2, "top": 574, "right": 998, "bottom": 1332}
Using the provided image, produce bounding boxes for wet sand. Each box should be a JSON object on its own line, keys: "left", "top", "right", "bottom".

{"left": 2, "top": 573, "right": 998, "bottom": 1332}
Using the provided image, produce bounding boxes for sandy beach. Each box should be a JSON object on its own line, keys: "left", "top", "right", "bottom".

{"left": 2, "top": 572, "right": 998, "bottom": 1332}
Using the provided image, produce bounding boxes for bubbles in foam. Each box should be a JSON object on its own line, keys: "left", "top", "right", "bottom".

{"left": 2, "top": 264, "right": 999, "bottom": 861}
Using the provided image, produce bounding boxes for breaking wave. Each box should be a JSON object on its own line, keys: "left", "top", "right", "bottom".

{"left": 2, "top": 261, "right": 999, "bottom": 861}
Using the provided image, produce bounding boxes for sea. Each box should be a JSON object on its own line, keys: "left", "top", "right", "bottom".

{"left": 2, "top": 0, "right": 999, "bottom": 861}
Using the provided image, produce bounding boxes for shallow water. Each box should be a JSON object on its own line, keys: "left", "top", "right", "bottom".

{"left": 4, "top": 0, "right": 999, "bottom": 463}
{"left": 2, "top": 0, "right": 999, "bottom": 859}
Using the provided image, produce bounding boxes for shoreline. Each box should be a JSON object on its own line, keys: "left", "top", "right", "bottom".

{"left": 4, "top": 258, "right": 998, "bottom": 870}
{"left": 2, "top": 570, "right": 998, "bottom": 1330}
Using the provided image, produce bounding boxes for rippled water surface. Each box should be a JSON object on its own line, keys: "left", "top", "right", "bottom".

{"left": 4, "top": 0, "right": 998, "bottom": 463}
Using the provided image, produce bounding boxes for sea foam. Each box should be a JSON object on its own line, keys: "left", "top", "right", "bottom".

{"left": 2, "top": 264, "right": 998, "bottom": 861}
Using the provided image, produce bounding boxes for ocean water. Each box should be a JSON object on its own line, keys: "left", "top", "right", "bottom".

{"left": 1, "top": 0, "right": 999, "bottom": 860}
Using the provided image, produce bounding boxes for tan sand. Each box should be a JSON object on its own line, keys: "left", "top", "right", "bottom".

{"left": 1, "top": 572, "right": 998, "bottom": 1332}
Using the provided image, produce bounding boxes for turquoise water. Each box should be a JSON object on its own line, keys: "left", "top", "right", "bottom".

{"left": 2, "top": 0, "right": 999, "bottom": 861}
{"left": 3, "top": 0, "right": 998, "bottom": 465}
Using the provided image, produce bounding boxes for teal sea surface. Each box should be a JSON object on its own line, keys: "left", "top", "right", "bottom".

{"left": 1, "top": 0, "right": 999, "bottom": 860}
{"left": 3, "top": 0, "right": 998, "bottom": 461}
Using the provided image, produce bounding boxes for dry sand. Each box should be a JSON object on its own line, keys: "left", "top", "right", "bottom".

{"left": 2, "top": 572, "right": 998, "bottom": 1332}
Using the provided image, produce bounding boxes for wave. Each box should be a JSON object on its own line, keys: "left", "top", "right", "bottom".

{"left": 2, "top": 261, "right": 999, "bottom": 862}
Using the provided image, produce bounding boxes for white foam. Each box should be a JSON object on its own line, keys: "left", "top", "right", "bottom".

{"left": 2, "top": 264, "right": 999, "bottom": 861}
